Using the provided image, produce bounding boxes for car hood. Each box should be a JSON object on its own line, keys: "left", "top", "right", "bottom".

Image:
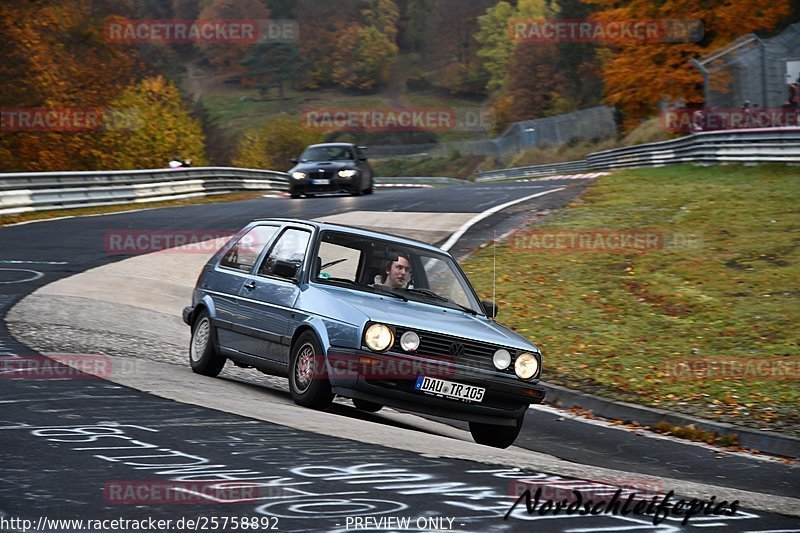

{"left": 290, "top": 161, "right": 358, "bottom": 173}
{"left": 303, "top": 284, "right": 538, "bottom": 352}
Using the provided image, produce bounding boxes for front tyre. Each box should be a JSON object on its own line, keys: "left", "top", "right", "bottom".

{"left": 469, "top": 414, "right": 524, "bottom": 449}
{"left": 189, "top": 309, "right": 226, "bottom": 376}
{"left": 289, "top": 331, "right": 334, "bottom": 409}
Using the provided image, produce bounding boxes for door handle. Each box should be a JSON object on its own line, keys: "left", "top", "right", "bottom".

{"left": 243, "top": 281, "right": 256, "bottom": 290}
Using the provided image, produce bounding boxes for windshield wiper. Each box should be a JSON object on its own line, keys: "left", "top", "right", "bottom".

{"left": 320, "top": 258, "right": 348, "bottom": 269}
{"left": 373, "top": 284, "right": 408, "bottom": 301}
{"left": 405, "top": 288, "right": 478, "bottom": 315}
{"left": 405, "top": 287, "right": 449, "bottom": 301}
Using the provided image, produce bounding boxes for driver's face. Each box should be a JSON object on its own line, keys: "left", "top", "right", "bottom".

{"left": 385, "top": 256, "right": 411, "bottom": 288}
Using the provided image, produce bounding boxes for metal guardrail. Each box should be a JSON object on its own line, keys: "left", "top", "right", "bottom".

{"left": 474, "top": 160, "right": 589, "bottom": 182}
{"left": 0, "top": 167, "right": 290, "bottom": 215}
{"left": 0, "top": 168, "right": 467, "bottom": 216}
{"left": 475, "top": 128, "right": 800, "bottom": 182}
{"left": 586, "top": 127, "right": 800, "bottom": 170}
{"left": 2, "top": 129, "right": 797, "bottom": 214}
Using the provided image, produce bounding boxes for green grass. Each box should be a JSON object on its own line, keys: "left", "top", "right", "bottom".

{"left": 372, "top": 154, "right": 478, "bottom": 179}
{"left": 462, "top": 164, "right": 800, "bottom": 436}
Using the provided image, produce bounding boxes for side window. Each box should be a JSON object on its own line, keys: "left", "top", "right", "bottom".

{"left": 220, "top": 225, "right": 278, "bottom": 272}
{"left": 258, "top": 228, "right": 311, "bottom": 280}
{"left": 316, "top": 241, "right": 361, "bottom": 281}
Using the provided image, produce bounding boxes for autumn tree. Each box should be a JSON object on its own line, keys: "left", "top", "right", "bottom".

{"left": 399, "top": 0, "right": 436, "bottom": 54}
{"left": 295, "top": 0, "right": 360, "bottom": 87}
{"left": 332, "top": 26, "right": 399, "bottom": 90}
{"left": 195, "top": 0, "right": 270, "bottom": 72}
{"left": 555, "top": 0, "right": 603, "bottom": 111}
{"left": 475, "top": 0, "right": 553, "bottom": 93}
{"left": 241, "top": 41, "right": 303, "bottom": 98}
{"left": 475, "top": 1, "right": 516, "bottom": 92}
{"left": 507, "top": 41, "right": 566, "bottom": 121}
{"left": 0, "top": 0, "right": 142, "bottom": 171}
{"left": 233, "top": 114, "right": 324, "bottom": 170}
{"left": 101, "top": 76, "right": 207, "bottom": 169}
{"left": 585, "top": 0, "right": 791, "bottom": 130}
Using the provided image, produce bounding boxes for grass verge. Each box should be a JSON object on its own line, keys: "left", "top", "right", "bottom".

{"left": 462, "top": 164, "right": 800, "bottom": 436}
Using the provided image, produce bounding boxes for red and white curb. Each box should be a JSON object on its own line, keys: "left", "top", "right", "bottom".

{"left": 517, "top": 172, "right": 610, "bottom": 182}
{"left": 375, "top": 183, "right": 433, "bottom": 188}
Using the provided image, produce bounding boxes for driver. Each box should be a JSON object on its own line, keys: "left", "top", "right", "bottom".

{"left": 380, "top": 251, "right": 411, "bottom": 289}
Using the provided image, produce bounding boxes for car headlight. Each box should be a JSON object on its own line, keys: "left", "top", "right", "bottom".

{"left": 400, "top": 331, "right": 420, "bottom": 352}
{"left": 292, "top": 172, "right": 307, "bottom": 180}
{"left": 493, "top": 348, "right": 511, "bottom": 370}
{"left": 365, "top": 323, "right": 394, "bottom": 352}
{"left": 338, "top": 169, "right": 358, "bottom": 178}
{"left": 514, "top": 352, "right": 539, "bottom": 380}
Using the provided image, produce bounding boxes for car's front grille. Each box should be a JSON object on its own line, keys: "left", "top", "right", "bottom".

{"left": 392, "top": 326, "right": 518, "bottom": 376}
{"left": 310, "top": 170, "right": 335, "bottom": 180}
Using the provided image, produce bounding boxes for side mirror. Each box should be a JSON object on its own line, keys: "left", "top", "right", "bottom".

{"left": 290, "top": 157, "right": 298, "bottom": 164}
{"left": 273, "top": 260, "right": 299, "bottom": 280}
{"left": 482, "top": 300, "right": 498, "bottom": 318}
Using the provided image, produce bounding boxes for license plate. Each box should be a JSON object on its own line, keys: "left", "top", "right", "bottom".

{"left": 415, "top": 376, "right": 485, "bottom": 402}
{"left": 311, "top": 178, "right": 330, "bottom": 185}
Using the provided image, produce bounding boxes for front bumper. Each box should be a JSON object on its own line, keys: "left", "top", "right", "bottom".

{"left": 182, "top": 305, "right": 193, "bottom": 326}
{"left": 291, "top": 178, "right": 357, "bottom": 194}
{"left": 326, "top": 348, "right": 545, "bottom": 425}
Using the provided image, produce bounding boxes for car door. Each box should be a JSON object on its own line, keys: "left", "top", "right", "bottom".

{"left": 209, "top": 224, "right": 280, "bottom": 354}
{"left": 235, "top": 224, "right": 313, "bottom": 364}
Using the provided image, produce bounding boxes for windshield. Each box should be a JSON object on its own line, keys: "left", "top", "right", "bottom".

{"left": 300, "top": 146, "right": 354, "bottom": 162}
{"left": 312, "top": 230, "right": 484, "bottom": 315}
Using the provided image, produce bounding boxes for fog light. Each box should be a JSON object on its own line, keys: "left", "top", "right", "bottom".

{"left": 400, "top": 331, "right": 420, "bottom": 352}
{"left": 493, "top": 349, "right": 511, "bottom": 370}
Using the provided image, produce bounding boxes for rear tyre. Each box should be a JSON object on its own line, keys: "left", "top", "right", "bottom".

{"left": 469, "top": 414, "right": 524, "bottom": 449}
{"left": 353, "top": 398, "right": 383, "bottom": 412}
{"left": 189, "top": 309, "right": 226, "bottom": 377}
{"left": 290, "top": 193, "right": 300, "bottom": 199}
{"left": 289, "top": 331, "right": 334, "bottom": 409}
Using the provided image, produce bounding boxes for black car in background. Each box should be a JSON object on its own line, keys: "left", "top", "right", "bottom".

{"left": 288, "top": 143, "right": 373, "bottom": 198}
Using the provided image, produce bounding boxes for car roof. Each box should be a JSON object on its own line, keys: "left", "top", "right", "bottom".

{"left": 304, "top": 142, "right": 358, "bottom": 149}
{"left": 250, "top": 218, "right": 445, "bottom": 254}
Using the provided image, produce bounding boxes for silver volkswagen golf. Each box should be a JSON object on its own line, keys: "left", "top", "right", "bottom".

{"left": 183, "top": 218, "right": 544, "bottom": 448}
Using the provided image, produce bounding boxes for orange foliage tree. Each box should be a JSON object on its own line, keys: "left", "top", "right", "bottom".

{"left": 585, "top": 0, "right": 790, "bottom": 130}
{"left": 0, "top": 0, "right": 142, "bottom": 171}
{"left": 195, "top": 0, "right": 270, "bottom": 72}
